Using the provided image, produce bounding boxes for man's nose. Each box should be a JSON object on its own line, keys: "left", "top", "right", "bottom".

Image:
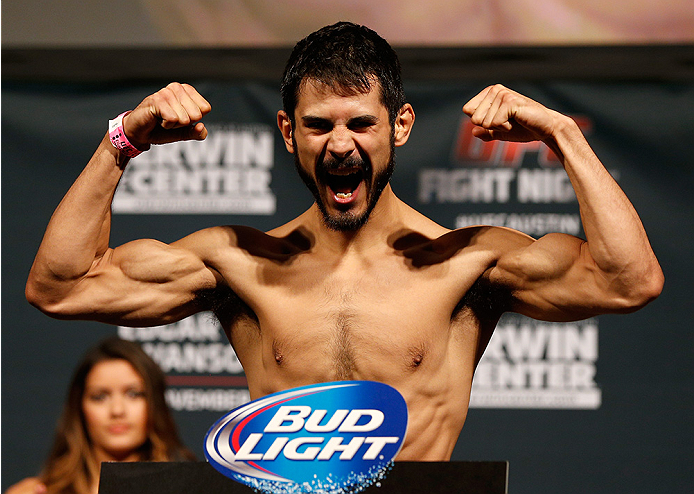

{"left": 327, "top": 126, "right": 354, "bottom": 159}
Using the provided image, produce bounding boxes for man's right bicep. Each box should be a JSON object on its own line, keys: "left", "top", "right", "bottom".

{"left": 46, "top": 239, "right": 218, "bottom": 325}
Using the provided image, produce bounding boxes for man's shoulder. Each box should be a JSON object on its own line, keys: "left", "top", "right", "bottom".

{"left": 196, "top": 220, "right": 313, "bottom": 261}
{"left": 434, "top": 224, "right": 534, "bottom": 254}
{"left": 401, "top": 202, "right": 533, "bottom": 249}
{"left": 447, "top": 226, "right": 529, "bottom": 317}
{"left": 183, "top": 224, "right": 289, "bottom": 249}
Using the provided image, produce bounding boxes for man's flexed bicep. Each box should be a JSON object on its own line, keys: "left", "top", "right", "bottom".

{"left": 465, "top": 84, "right": 663, "bottom": 321}
{"left": 490, "top": 231, "right": 657, "bottom": 322}
{"left": 27, "top": 236, "right": 219, "bottom": 326}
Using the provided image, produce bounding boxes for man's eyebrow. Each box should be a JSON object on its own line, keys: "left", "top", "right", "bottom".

{"left": 348, "top": 115, "right": 379, "bottom": 125}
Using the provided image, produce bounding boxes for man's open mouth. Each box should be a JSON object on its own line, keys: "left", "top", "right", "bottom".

{"left": 325, "top": 168, "right": 364, "bottom": 202}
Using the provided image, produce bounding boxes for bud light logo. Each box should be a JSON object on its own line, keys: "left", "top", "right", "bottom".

{"left": 204, "top": 381, "right": 408, "bottom": 493}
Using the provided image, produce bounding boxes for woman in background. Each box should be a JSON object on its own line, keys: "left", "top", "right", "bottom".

{"left": 6, "top": 336, "right": 195, "bottom": 494}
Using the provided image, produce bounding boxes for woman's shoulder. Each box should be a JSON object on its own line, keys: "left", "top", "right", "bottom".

{"left": 4, "top": 477, "right": 46, "bottom": 494}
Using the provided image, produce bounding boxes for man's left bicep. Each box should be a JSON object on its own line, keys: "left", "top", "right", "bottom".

{"left": 492, "top": 233, "right": 616, "bottom": 321}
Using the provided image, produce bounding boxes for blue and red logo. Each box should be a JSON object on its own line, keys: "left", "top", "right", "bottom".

{"left": 204, "top": 381, "right": 408, "bottom": 493}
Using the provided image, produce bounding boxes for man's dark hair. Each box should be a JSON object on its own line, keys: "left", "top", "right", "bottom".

{"left": 281, "top": 22, "right": 406, "bottom": 126}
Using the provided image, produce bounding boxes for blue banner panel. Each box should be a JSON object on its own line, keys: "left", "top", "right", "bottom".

{"left": 3, "top": 80, "right": 693, "bottom": 494}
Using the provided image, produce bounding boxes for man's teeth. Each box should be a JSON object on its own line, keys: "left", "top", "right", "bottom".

{"left": 336, "top": 192, "right": 353, "bottom": 199}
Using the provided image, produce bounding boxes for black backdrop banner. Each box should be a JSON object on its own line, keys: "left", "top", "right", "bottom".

{"left": 3, "top": 80, "right": 693, "bottom": 494}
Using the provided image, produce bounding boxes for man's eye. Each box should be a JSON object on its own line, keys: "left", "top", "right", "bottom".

{"left": 348, "top": 119, "right": 377, "bottom": 131}
{"left": 307, "top": 122, "right": 331, "bottom": 130}
{"left": 349, "top": 122, "right": 372, "bottom": 131}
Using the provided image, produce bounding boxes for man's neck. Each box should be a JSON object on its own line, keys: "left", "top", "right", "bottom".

{"left": 310, "top": 185, "right": 405, "bottom": 254}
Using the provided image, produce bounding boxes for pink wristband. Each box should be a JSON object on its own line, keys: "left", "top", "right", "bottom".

{"left": 108, "top": 111, "right": 143, "bottom": 158}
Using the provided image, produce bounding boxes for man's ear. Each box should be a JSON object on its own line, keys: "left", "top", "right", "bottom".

{"left": 393, "top": 104, "right": 415, "bottom": 147}
{"left": 277, "top": 110, "right": 294, "bottom": 153}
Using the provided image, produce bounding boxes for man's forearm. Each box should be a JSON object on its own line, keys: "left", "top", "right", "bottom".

{"left": 26, "top": 134, "right": 127, "bottom": 306}
{"left": 547, "top": 116, "right": 663, "bottom": 301}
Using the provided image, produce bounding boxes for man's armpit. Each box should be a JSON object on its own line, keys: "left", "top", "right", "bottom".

{"left": 194, "top": 284, "right": 258, "bottom": 329}
{"left": 454, "top": 274, "right": 514, "bottom": 320}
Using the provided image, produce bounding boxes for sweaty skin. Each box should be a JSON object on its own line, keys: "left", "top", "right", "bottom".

{"left": 26, "top": 82, "right": 663, "bottom": 461}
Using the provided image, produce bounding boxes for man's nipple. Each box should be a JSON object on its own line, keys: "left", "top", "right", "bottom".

{"left": 272, "top": 341, "right": 284, "bottom": 365}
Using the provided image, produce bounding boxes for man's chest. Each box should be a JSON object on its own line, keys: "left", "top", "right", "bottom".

{"left": 251, "top": 253, "right": 466, "bottom": 329}
{"left": 218, "top": 255, "right": 487, "bottom": 383}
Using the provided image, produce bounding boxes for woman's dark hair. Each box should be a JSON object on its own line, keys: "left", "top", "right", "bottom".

{"left": 281, "top": 21, "right": 407, "bottom": 126}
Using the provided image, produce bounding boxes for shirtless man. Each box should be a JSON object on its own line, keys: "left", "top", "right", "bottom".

{"left": 25, "top": 22, "right": 663, "bottom": 461}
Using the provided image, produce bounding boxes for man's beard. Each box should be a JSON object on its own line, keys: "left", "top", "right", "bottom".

{"left": 294, "top": 136, "right": 396, "bottom": 232}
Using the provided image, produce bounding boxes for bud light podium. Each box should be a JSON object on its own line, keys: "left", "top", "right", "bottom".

{"left": 99, "top": 461, "right": 509, "bottom": 493}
